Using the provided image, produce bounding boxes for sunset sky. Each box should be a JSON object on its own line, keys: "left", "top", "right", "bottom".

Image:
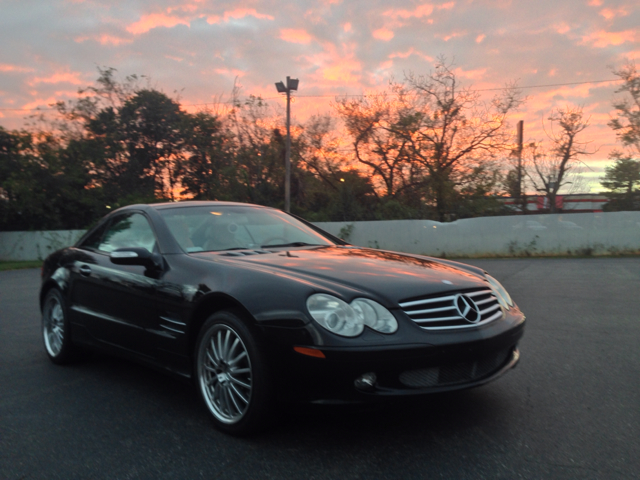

{"left": 1, "top": 0, "right": 638, "bottom": 191}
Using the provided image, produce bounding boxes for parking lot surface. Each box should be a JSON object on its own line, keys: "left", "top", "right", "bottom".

{"left": 1, "top": 258, "right": 639, "bottom": 479}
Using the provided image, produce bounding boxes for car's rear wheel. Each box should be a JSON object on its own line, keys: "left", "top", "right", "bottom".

{"left": 42, "top": 288, "right": 79, "bottom": 364}
{"left": 195, "top": 310, "right": 273, "bottom": 435}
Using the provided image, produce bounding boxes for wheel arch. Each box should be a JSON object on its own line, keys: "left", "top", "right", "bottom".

{"left": 39, "top": 279, "right": 65, "bottom": 311}
{"left": 187, "top": 293, "right": 257, "bottom": 358}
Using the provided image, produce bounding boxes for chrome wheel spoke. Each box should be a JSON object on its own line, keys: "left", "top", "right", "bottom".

{"left": 227, "top": 385, "right": 243, "bottom": 413}
{"left": 229, "top": 375, "right": 250, "bottom": 390}
{"left": 210, "top": 337, "right": 221, "bottom": 363}
{"left": 229, "top": 382, "right": 249, "bottom": 405}
{"left": 217, "top": 331, "right": 224, "bottom": 363}
{"left": 206, "top": 350, "right": 219, "bottom": 368}
{"left": 230, "top": 367, "right": 250, "bottom": 375}
{"left": 222, "top": 330, "right": 231, "bottom": 360}
{"left": 228, "top": 350, "right": 247, "bottom": 367}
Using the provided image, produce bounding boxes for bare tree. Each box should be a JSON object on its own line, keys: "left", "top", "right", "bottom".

{"left": 525, "top": 106, "right": 594, "bottom": 213}
{"left": 335, "top": 88, "right": 420, "bottom": 199}
{"left": 399, "top": 58, "right": 522, "bottom": 221}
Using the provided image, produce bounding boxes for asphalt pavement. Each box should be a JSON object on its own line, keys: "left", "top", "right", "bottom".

{"left": 1, "top": 258, "right": 639, "bottom": 479}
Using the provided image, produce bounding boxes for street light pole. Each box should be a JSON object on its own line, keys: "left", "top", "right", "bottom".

{"left": 275, "top": 76, "right": 298, "bottom": 212}
{"left": 285, "top": 77, "right": 291, "bottom": 213}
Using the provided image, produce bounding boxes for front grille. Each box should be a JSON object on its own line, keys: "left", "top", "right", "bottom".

{"left": 399, "top": 287, "right": 502, "bottom": 330}
{"left": 399, "top": 348, "right": 512, "bottom": 388}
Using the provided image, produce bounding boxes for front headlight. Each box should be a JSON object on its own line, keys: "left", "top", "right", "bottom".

{"left": 351, "top": 298, "right": 398, "bottom": 333}
{"left": 306, "top": 294, "right": 398, "bottom": 337}
{"left": 485, "top": 274, "right": 514, "bottom": 310}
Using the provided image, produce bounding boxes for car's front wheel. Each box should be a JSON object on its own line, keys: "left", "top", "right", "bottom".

{"left": 195, "top": 310, "right": 273, "bottom": 435}
{"left": 42, "top": 288, "right": 80, "bottom": 364}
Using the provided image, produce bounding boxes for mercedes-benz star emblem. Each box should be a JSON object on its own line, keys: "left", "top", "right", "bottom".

{"left": 455, "top": 294, "right": 481, "bottom": 323}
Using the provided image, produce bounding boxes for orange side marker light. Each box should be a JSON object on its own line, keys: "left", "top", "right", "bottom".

{"left": 293, "top": 346, "right": 326, "bottom": 359}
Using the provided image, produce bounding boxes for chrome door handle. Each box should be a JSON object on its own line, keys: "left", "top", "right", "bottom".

{"left": 79, "top": 265, "right": 92, "bottom": 277}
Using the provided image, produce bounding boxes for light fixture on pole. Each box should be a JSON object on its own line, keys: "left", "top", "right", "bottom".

{"left": 274, "top": 76, "right": 298, "bottom": 212}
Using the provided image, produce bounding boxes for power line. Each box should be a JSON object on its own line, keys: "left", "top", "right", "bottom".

{"left": 0, "top": 77, "right": 624, "bottom": 112}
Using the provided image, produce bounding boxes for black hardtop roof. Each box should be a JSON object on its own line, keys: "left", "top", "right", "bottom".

{"left": 132, "top": 201, "right": 273, "bottom": 211}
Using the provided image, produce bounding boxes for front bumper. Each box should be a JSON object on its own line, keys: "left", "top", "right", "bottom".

{"left": 263, "top": 314, "right": 525, "bottom": 402}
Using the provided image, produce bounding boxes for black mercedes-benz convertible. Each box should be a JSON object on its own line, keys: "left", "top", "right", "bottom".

{"left": 40, "top": 201, "right": 525, "bottom": 435}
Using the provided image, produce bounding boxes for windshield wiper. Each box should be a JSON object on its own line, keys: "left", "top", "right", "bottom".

{"left": 260, "top": 242, "right": 325, "bottom": 249}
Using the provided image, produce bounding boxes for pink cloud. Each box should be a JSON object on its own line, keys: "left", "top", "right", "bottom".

{"left": 343, "top": 23, "right": 352, "bottom": 32}
{"left": 305, "top": 42, "right": 362, "bottom": 85}
{"left": 386, "top": 4, "right": 434, "bottom": 19}
{"left": 373, "top": 28, "right": 394, "bottom": 41}
{"left": 389, "top": 48, "right": 434, "bottom": 61}
{"left": 214, "top": 68, "right": 246, "bottom": 77}
{"left": 588, "top": 0, "right": 603, "bottom": 5}
{"left": 321, "top": 59, "right": 362, "bottom": 82}
{"left": 20, "top": 96, "right": 65, "bottom": 110}
{"left": 28, "top": 71, "right": 84, "bottom": 86}
{"left": 436, "top": 31, "right": 467, "bottom": 41}
{"left": 453, "top": 67, "right": 487, "bottom": 80}
{"left": 280, "top": 29, "right": 313, "bottom": 44}
{"left": 207, "top": 8, "right": 274, "bottom": 24}
{"left": 127, "top": 13, "right": 189, "bottom": 34}
{"left": 0, "top": 64, "right": 34, "bottom": 73}
{"left": 582, "top": 29, "right": 638, "bottom": 47}
{"left": 75, "top": 34, "right": 132, "bottom": 46}
{"left": 384, "top": 2, "right": 453, "bottom": 19}
{"left": 554, "top": 23, "right": 571, "bottom": 35}
{"left": 599, "top": 7, "right": 629, "bottom": 20}
{"left": 475, "top": 34, "right": 486, "bottom": 43}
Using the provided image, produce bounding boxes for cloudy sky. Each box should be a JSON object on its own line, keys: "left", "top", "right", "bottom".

{"left": 1, "top": 0, "right": 638, "bottom": 189}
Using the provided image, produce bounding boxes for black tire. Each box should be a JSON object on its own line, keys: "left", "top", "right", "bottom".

{"left": 195, "top": 310, "right": 274, "bottom": 436}
{"left": 42, "top": 288, "right": 80, "bottom": 364}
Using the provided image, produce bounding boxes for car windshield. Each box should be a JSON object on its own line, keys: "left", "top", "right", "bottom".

{"left": 159, "top": 205, "right": 335, "bottom": 253}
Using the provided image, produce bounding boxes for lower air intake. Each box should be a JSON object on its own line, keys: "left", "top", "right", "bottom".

{"left": 399, "top": 348, "right": 511, "bottom": 388}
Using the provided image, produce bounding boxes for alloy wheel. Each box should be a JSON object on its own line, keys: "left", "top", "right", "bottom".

{"left": 199, "top": 324, "right": 253, "bottom": 424}
{"left": 43, "top": 294, "right": 65, "bottom": 357}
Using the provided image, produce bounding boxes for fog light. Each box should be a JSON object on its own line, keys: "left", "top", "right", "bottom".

{"left": 354, "top": 372, "right": 377, "bottom": 390}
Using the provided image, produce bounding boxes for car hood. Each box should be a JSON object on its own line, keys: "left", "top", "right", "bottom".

{"left": 192, "top": 246, "right": 488, "bottom": 304}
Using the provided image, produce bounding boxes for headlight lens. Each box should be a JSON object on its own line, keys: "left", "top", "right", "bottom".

{"left": 306, "top": 294, "right": 398, "bottom": 337}
{"left": 306, "top": 294, "right": 364, "bottom": 337}
{"left": 351, "top": 298, "right": 398, "bottom": 333}
{"left": 485, "top": 274, "right": 514, "bottom": 310}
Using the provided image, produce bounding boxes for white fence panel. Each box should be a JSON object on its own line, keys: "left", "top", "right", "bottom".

{"left": 0, "top": 230, "right": 86, "bottom": 261}
{"left": 316, "top": 212, "right": 640, "bottom": 257}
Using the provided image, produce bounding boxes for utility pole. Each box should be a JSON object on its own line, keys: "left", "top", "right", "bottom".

{"left": 274, "top": 76, "right": 299, "bottom": 212}
{"left": 516, "top": 120, "right": 525, "bottom": 214}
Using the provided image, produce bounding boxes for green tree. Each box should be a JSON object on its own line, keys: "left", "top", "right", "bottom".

{"left": 601, "top": 153, "right": 640, "bottom": 211}
{"left": 179, "top": 111, "right": 236, "bottom": 200}
{"left": 609, "top": 62, "right": 640, "bottom": 154}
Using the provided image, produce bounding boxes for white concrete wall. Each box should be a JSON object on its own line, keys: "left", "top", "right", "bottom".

{"left": 0, "top": 230, "right": 86, "bottom": 261}
{"left": 2, "top": 212, "right": 639, "bottom": 261}
{"left": 316, "top": 212, "right": 640, "bottom": 257}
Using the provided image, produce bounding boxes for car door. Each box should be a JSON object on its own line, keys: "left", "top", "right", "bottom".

{"left": 69, "top": 211, "right": 160, "bottom": 356}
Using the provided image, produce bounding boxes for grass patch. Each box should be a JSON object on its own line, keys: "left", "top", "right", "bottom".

{"left": 0, "top": 260, "right": 43, "bottom": 271}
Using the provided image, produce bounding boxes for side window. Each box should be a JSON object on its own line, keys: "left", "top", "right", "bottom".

{"left": 98, "top": 213, "right": 157, "bottom": 253}
{"left": 79, "top": 222, "right": 109, "bottom": 251}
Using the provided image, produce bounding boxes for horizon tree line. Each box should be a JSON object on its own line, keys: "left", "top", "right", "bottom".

{"left": 1, "top": 59, "right": 639, "bottom": 231}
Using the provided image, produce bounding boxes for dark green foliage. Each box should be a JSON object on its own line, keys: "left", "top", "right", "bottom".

{"left": 601, "top": 153, "right": 640, "bottom": 211}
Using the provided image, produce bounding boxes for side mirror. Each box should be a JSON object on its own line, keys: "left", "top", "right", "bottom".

{"left": 110, "top": 247, "right": 162, "bottom": 271}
